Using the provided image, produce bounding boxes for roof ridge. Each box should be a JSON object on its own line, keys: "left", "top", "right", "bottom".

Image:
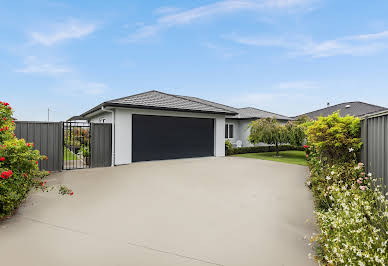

{"left": 159, "top": 91, "right": 237, "bottom": 113}
{"left": 239, "top": 106, "right": 291, "bottom": 119}
{"left": 107, "top": 90, "right": 157, "bottom": 103}
{"left": 299, "top": 101, "right": 387, "bottom": 116}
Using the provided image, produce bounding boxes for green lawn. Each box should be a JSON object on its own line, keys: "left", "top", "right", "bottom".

{"left": 64, "top": 148, "right": 79, "bottom": 161}
{"left": 233, "top": 150, "right": 307, "bottom": 166}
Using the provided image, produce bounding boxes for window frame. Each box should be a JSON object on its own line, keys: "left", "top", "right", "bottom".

{"left": 225, "top": 123, "right": 234, "bottom": 139}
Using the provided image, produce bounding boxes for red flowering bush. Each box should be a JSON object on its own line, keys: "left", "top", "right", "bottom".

{"left": 0, "top": 101, "right": 51, "bottom": 219}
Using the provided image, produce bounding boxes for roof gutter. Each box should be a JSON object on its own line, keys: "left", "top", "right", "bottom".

{"left": 101, "top": 106, "right": 115, "bottom": 167}
{"left": 360, "top": 109, "right": 388, "bottom": 120}
{"left": 81, "top": 102, "right": 237, "bottom": 118}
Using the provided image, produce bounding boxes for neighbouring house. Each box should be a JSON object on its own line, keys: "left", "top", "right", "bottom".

{"left": 297, "top": 101, "right": 387, "bottom": 120}
{"left": 178, "top": 95, "right": 293, "bottom": 147}
{"left": 76, "top": 90, "right": 292, "bottom": 164}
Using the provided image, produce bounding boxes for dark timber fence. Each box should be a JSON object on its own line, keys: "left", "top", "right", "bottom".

{"left": 15, "top": 121, "right": 63, "bottom": 172}
{"left": 90, "top": 123, "right": 112, "bottom": 168}
{"left": 361, "top": 111, "right": 388, "bottom": 192}
{"left": 14, "top": 121, "right": 112, "bottom": 171}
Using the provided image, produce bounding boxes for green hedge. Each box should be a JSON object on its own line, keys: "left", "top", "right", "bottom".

{"left": 226, "top": 145, "right": 304, "bottom": 156}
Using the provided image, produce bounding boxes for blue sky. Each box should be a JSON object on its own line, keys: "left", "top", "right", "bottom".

{"left": 1, "top": 0, "right": 388, "bottom": 121}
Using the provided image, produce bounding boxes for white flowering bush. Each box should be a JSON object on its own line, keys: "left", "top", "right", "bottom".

{"left": 313, "top": 182, "right": 388, "bottom": 265}
{"left": 305, "top": 113, "right": 388, "bottom": 265}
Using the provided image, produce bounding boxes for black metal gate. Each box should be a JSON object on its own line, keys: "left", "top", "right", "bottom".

{"left": 63, "top": 122, "right": 91, "bottom": 170}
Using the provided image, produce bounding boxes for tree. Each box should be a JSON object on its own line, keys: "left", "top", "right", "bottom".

{"left": 285, "top": 121, "right": 306, "bottom": 146}
{"left": 248, "top": 118, "right": 287, "bottom": 156}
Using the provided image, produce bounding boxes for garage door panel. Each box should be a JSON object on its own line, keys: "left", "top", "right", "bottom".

{"left": 132, "top": 115, "right": 213, "bottom": 162}
{"left": 132, "top": 115, "right": 214, "bottom": 162}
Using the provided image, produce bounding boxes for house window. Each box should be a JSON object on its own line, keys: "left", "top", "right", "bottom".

{"left": 99, "top": 117, "right": 106, "bottom": 123}
{"left": 225, "top": 123, "right": 234, "bottom": 139}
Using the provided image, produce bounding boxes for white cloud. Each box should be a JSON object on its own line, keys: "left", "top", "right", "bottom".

{"left": 55, "top": 80, "right": 109, "bottom": 96}
{"left": 126, "top": 0, "right": 316, "bottom": 42}
{"left": 344, "top": 30, "right": 388, "bottom": 41}
{"left": 225, "top": 92, "right": 288, "bottom": 107}
{"left": 84, "top": 82, "right": 108, "bottom": 95}
{"left": 30, "top": 19, "right": 96, "bottom": 46}
{"left": 15, "top": 56, "right": 71, "bottom": 74}
{"left": 153, "top": 7, "right": 182, "bottom": 15}
{"left": 201, "top": 41, "right": 245, "bottom": 58}
{"left": 226, "top": 30, "right": 388, "bottom": 57}
{"left": 278, "top": 81, "right": 319, "bottom": 89}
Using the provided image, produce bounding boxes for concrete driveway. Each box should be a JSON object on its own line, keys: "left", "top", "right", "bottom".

{"left": 0, "top": 157, "right": 315, "bottom": 266}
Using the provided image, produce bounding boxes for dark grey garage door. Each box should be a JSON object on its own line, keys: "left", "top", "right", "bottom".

{"left": 132, "top": 114, "right": 214, "bottom": 162}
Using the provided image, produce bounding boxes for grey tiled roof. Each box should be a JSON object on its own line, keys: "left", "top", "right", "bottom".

{"left": 178, "top": 95, "right": 240, "bottom": 113}
{"left": 230, "top": 107, "right": 292, "bottom": 120}
{"left": 298, "top": 102, "right": 387, "bottom": 119}
{"left": 102, "top": 90, "right": 237, "bottom": 115}
{"left": 177, "top": 96, "right": 292, "bottom": 120}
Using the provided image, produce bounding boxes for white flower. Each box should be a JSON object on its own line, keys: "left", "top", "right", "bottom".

{"left": 368, "top": 173, "right": 372, "bottom": 177}
{"left": 349, "top": 148, "right": 354, "bottom": 152}
{"left": 326, "top": 176, "right": 331, "bottom": 180}
{"left": 331, "top": 171, "right": 335, "bottom": 175}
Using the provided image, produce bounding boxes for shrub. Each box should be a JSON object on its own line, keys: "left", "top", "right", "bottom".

{"left": 305, "top": 112, "right": 388, "bottom": 265}
{"left": 0, "top": 101, "right": 71, "bottom": 220}
{"left": 227, "top": 144, "right": 304, "bottom": 155}
{"left": 306, "top": 112, "right": 361, "bottom": 164}
{"left": 225, "top": 139, "right": 233, "bottom": 155}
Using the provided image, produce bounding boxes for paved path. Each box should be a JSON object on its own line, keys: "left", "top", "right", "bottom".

{"left": 0, "top": 157, "right": 316, "bottom": 266}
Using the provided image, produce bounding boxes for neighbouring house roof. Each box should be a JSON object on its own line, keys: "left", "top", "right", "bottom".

{"left": 80, "top": 90, "right": 238, "bottom": 117}
{"left": 297, "top": 101, "right": 387, "bottom": 119}
{"left": 177, "top": 96, "right": 292, "bottom": 121}
{"left": 229, "top": 107, "right": 293, "bottom": 120}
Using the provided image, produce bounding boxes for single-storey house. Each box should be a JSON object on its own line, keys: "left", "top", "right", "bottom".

{"left": 78, "top": 90, "right": 292, "bottom": 165}
{"left": 297, "top": 101, "right": 387, "bottom": 120}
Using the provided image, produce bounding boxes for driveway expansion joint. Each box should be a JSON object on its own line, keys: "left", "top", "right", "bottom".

{"left": 21, "top": 215, "right": 224, "bottom": 266}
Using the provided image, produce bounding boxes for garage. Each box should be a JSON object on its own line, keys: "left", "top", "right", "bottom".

{"left": 132, "top": 114, "right": 214, "bottom": 162}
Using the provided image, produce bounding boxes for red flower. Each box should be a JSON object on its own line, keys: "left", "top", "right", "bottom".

{"left": 303, "top": 145, "right": 308, "bottom": 148}
{"left": 35, "top": 161, "right": 38, "bottom": 165}
{"left": 7, "top": 170, "right": 12, "bottom": 176}
{"left": 27, "top": 143, "right": 31, "bottom": 147}
{"left": 3, "top": 102, "right": 9, "bottom": 106}
{"left": 1, "top": 171, "right": 9, "bottom": 179}
{"left": 0, "top": 157, "right": 5, "bottom": 161}
{"left": 69, "top": 192, "right": 74, "bottom": 196}
{"left": 24, "top": 173, "right": 28, "bottom": 177}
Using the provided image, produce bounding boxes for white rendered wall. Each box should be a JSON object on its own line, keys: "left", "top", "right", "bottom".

{"left": 89, "top": 112, "right": 112, "bottom": 124}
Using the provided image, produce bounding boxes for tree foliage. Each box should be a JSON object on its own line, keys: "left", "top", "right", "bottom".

{"left": 248, "top": 117, "right": 307, "bottom": 155}
{"left": 248, "top": 118, "right": 288, "bottom": 156}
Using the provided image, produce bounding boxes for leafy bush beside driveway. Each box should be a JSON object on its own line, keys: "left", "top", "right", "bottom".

{"left": 305, "top": 113, "right": 388, "bottom": 265}
{"left": 0, "top": 102, "right": 72, "bottom": 220}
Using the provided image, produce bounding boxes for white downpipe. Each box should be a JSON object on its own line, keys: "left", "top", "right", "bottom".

{"left": 101, "top": 106, "right": 115, "bottom": 166}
